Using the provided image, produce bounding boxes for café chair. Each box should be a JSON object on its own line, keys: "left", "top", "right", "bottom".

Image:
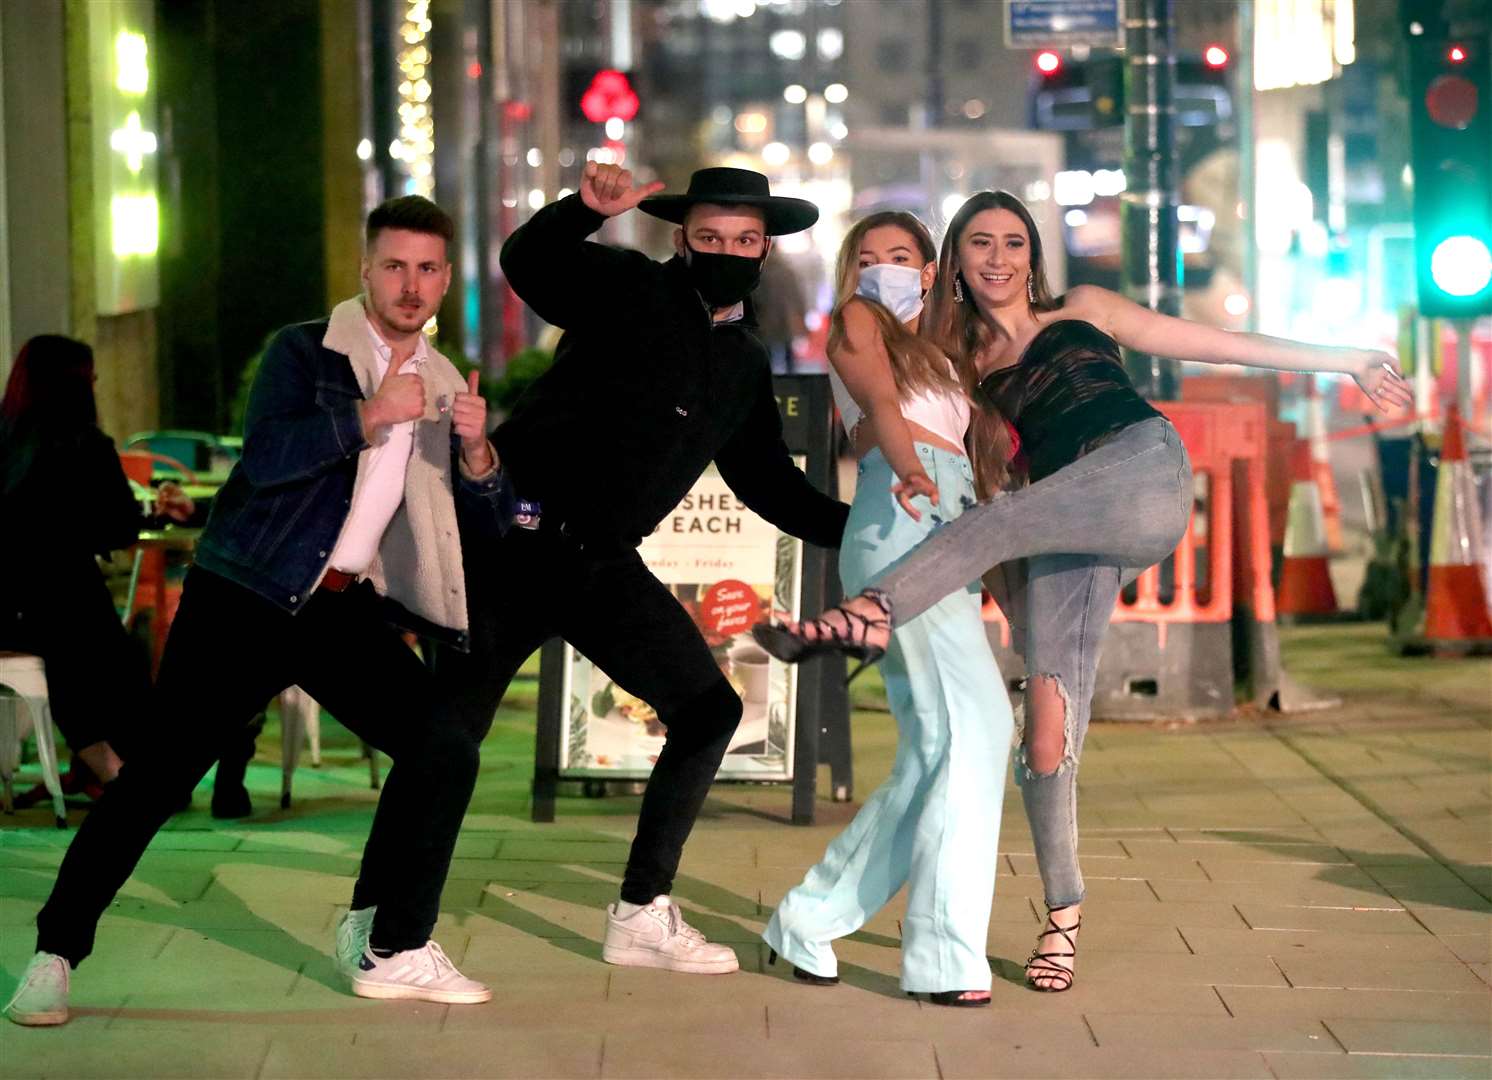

{"left": 118, "top": 449, "right": 196, "bottom": 486}
{"left": 122, "top": 430, "right": 229, "bottom": 478}
{"left": 0, "top": 653, "right": 67, "bottom": 828}
{"left": 279, "top": 686, "right": 381, "bottom": 810}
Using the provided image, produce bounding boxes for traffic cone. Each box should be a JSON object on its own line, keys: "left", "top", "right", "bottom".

{"left": 1420, "top": 407, "right": 1492, "bottom": 654}
{"left": 1277, "top": 438, "right": 1340, "bottom": 621}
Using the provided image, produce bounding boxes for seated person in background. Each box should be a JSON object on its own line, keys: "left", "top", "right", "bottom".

{"left": 0, "top": 335, "right": 197, "bottom": 797}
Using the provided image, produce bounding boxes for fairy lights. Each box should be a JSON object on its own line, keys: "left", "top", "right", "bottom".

{"left": 395, "top": 0, "right": 435, "bottom": 197}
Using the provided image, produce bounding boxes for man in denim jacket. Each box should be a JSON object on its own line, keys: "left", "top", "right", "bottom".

{"left": 6, "top": 197, "right": 508, "bottom": 1026}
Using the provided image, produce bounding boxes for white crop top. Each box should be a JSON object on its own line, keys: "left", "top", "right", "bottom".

{"left": 828, "top": 361, "right": 971, "bottom": 448}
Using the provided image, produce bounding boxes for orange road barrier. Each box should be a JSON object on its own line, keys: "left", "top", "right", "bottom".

{"left": 982, "top": 401, "right": 1338, "bottom": 719}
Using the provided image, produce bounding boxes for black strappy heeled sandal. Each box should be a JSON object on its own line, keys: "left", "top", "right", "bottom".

{"left": 751, "top": 589, "right": 892, "bottom": 684}
{"left": 768, "top": 949, "right": 838, "bottom": 986}
{"left": 1025, "top": 906, "right": 1081, "bottom": 993}
{"left": 909, "top": 990, "right": 991, "bottom": 1008}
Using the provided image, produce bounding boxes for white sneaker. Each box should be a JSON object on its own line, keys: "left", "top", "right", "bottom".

{"left": 334, "top": 907, "right": 376, "bottom": 980}
{"left": 4, "top": 952, "right": 69, "bottom": 1026}
{"left": 351, "top": 940, "right": 491, "bottom": 1004}
{"left": 602, "top": 895, "right": 739, "bottom": 974}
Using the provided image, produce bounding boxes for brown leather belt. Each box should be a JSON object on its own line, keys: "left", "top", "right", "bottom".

{"left": 320, "top": 567, "right": 359, "bottom": 593}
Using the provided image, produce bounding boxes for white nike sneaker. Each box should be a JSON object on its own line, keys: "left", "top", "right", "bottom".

{"left": 350, "top": 940, "right": 491, "bottom": 1004}
{"left": 334, "top": 907, "right": 376, "bottom": 981}
{"left": 4, "top": 951, "right": 70, "bottom": 1026}
{"left": 602, "top": 895, "right": 739, "bottom": 974}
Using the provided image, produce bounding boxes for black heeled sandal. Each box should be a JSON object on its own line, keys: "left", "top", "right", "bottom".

{"left": 767, "top": 948, "right": 838, "bottom": 986}
{"left": 751, "top": 589, "right": 892, "bottom": 684}
{"left": 909, "top": 990, "right": 991, "bottom": 1008}
{"left": 1025, "top": 906, "right": 1081, "bottom": 993}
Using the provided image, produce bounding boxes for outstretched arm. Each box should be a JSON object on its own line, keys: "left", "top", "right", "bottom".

{"left": 715, "top": 369, "right": 849, "bottom": 549}
{"left": 830, "top": 299, "right": 939, "bottom": 519}
{"left": 1066, "top": 285, "right": 1413, "bottom": 413}
{"left": 498, "top": 163, "right": 665, "bottom": 328}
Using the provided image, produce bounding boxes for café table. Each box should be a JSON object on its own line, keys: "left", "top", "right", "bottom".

{"left": 132, "top": 526, "right": 203, "bottom": 673}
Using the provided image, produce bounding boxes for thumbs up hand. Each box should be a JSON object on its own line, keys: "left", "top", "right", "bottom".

{"left": 453, "top": 369, "right": 496, "bottom": 475}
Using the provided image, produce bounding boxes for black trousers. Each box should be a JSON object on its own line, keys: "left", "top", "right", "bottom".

{"left": 0, "top": 568, "right": 150, "bottom": 757}
{"left": 442, "top": 526, "right": 742, "bottom": 905}
{"left": 35, "top": 567, "right": 479, "bottom": 966}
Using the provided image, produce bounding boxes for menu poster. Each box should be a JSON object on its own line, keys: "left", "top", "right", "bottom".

{"left": 558, "top": 464, "right": 804, "bottom": 781}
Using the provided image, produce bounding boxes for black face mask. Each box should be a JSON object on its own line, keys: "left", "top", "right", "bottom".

{"left": 683, "top": 245, "right": 766, "bottom": 309}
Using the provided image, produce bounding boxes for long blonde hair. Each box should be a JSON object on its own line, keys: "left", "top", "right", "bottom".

{"left": 922, "top": 191, "right": 1062, "bottom": 496}
{"left": 828, "top": 211, "right": 960, "bottom": 401}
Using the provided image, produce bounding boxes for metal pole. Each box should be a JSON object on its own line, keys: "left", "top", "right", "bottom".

{"left": 926, "top": 0, "right": 943, "bottom": 128}
{"left": 1454, "top": 318, "right": 1474, "bottom": 421}
{"left": 1121, "top": 0, "right": 1182, "bottom": 400}
{"left": 1415, "top": 314, "right": 1435, "bottom": 432}
{"left": 1237, "top": 0, "right": 1257, "bottom": 333}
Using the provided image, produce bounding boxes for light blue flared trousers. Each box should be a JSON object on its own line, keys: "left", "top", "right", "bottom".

{"left": 763, "top": 444, "right": 1013, "bottom": 992}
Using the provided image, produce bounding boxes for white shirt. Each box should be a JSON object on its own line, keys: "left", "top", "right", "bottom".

{"left": 325, "top": 317, "right": 427, "bottom": 576}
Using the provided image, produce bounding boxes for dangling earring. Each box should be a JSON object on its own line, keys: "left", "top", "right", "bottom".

{"left": 953, "top": 274, "right": 965, "bottom": 304}
{"left": 1027, "top": 274, "right": 1036, "bottom": 304}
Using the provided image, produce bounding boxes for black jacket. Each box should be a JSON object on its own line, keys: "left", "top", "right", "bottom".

{"left": 0, "top": 427, "right": 154, "bottom": 656}
{"left": 496, "top": 194, "right": 847, "bottom": 551}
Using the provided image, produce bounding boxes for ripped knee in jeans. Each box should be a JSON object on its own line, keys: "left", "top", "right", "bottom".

{"left": 1014, "top": 674, "right": 1076, "bottom": 782}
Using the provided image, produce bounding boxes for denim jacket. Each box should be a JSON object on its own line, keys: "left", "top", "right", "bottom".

{"left": 193, "top": 298, "right": 509, "bottom": 649}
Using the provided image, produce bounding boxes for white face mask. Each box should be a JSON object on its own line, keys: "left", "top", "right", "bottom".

{"left": 856, "top": 262, "right": 926, "bottom": 322}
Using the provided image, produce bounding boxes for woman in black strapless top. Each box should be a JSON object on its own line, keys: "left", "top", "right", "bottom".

{"left": 755, "top": 190, "right": 1410, "bottom": 993}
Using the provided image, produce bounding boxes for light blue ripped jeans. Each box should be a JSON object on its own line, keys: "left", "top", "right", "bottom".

{"left": 873, "top": 417, "right": 1193, "bottom": 909}
{"left": 763, "top": 443, "right": 1013, "bottom": 993}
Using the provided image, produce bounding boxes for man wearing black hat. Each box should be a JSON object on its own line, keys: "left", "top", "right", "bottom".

{"left": 444, "top": 163, "right": 847, "bottom": 973}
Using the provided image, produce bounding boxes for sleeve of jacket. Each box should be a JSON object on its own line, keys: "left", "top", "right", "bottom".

{"left": 715, "top": 370, "right": 848, "bottom": 550}
{"left": 238, "top": 325, "right": 367, "bottom": 489}
{"left": 84, "top": 431, "right": 147, "bottom": 554}
{"left": 499, "top": 194, "right": 656, "bottom": 328}
{"left": 450, "top": 433, "right": 514, "bottom": 543}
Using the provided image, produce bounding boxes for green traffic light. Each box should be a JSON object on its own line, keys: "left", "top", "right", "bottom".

{"left": 1430, "top": 235, "right": 1492, "bottom": 297}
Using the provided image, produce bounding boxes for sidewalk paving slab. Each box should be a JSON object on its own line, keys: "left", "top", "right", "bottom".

{"left": 0, "top": 624, "right": 1485, "bottom": 1078}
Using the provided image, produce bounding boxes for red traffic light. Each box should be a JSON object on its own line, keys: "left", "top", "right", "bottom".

{"left": 1448, "top": 44, "right": 1467, "bottom": 63}
{"left": 579, "top": 69, "right": 639, "bottom": 125}
{"left": 1035, "top": 50, "right": 1062, "bottom": 75}
{"left": 1204, "top": 44, "right": 1229, "bottom": 69}
{"left": 1426, "top": 74, "right": 1480, "bottom": 129}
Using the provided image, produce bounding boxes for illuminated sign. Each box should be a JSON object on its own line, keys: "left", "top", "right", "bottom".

{"left": 89, "top": 1, "right": 159, "bottom": 313}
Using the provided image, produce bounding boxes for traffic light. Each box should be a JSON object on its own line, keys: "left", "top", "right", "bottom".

{"left": 564, "top": 67, "right": 640, "bottom": 126}
{"left": 1030, "top": 52, "right": 1229, "bottom": 132}
{"left": 1407, "top": 37, "right": 1492, "bottom": 317}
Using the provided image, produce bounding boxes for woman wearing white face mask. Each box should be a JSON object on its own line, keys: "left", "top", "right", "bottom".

{"left": 762, "top": 212, "right": 1012, "bottom": 1006}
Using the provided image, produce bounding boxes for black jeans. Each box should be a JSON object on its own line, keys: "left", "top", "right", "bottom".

{"left": 441, "top": 526, "right": 741, "bottom": 905}
{"left": 0, "top": 568, "right": 150, "bottom": 758}
{"left": 35, "top": 567, "right": 479, "bottom": 967}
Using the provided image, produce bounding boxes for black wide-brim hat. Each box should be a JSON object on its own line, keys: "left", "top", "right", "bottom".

{"left": 640, "top": 167, "right": 819, "bottom": 235}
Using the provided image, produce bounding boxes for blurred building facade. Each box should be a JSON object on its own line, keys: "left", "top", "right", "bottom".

{"left": 1, "top": 0, "right": 1482, "bottom": 437}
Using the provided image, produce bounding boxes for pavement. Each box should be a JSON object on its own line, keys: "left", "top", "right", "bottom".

{"left": 1, "top": 624, "right": 1488, "bottom": 1079}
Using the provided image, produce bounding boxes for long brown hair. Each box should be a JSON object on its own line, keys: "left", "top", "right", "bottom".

{"left": 828, "top": 211, "right": 959, "bottom": 401}
{"left": 923, "top": 191, "right": 1061, "bottom": 496}
{"left": 0, "top": 335, "right": 99, "bottom": 497}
